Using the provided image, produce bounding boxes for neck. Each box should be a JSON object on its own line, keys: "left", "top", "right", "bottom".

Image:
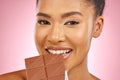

{"left": 68, "top": 57, "right": 91, "bottom": 80}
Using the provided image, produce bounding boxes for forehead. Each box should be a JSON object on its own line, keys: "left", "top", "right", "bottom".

{"left": 37, "top": 0, "right": 94, "bottom": 16}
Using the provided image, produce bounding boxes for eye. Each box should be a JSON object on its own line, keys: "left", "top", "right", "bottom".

{"left": 64, "top": 21, "right": 79, "bottom": 25}
{"left": 37, "top": 20, "right": 50, "bottom": 25}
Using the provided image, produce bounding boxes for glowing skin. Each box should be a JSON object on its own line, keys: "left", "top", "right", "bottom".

{"left": 35, "top": 0, "right": 104, "bottom": 80}
{"left": 0, "top": 0, "right": 104, "bottom": 80}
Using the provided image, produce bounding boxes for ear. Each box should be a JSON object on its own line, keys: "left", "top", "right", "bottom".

{"left": 92, "top": 16, "right": 104, "bottom": 38}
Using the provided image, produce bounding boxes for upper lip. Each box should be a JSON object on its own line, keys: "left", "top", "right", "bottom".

{"left": 45, "top": 46, "right": 73, "bottom": 50}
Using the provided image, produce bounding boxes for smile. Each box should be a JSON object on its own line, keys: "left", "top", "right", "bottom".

{"left": 47, "top": 49, "right": 72, "bottom": 54}
{"left": 45, "top": 47, "right": 73, "bottom": 59}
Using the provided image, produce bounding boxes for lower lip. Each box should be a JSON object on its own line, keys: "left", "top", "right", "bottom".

{"left": 62, "top": 52, "right": 72, "bottom": 59}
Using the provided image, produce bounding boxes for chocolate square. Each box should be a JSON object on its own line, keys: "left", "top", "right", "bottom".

{"left": 44, "top": 54, "right": 64, "bottom": 65}
{"left": 25, "top": 55, "right": 44, "bottom": 69}
{"left": 46, "top": 62, "right": 65, "bottom": 78}
{"left": 26, "top": 67, "right": 46, "bottom": 80}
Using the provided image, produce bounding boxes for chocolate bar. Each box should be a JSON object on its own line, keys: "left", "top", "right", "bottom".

{"left": 25, "top": 54, "right": 66, "bottom": 80}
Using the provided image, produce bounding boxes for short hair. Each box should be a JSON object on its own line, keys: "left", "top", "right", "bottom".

{"left": 36, "top": 0, "right": 105, "bottom": 16}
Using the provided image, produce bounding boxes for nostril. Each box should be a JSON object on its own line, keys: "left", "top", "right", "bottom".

{"left": 47, "top": 34, "right": 65, "bottom": 44}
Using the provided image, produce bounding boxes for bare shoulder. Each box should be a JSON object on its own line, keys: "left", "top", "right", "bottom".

{"left": 90, "top": 73, "right": 101, "bottom": 80}
{"left": 0, "top": 69, "right": 27, "bottom": 80}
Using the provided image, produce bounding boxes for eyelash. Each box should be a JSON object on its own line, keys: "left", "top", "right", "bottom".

{"left": 64, "top": 21, "right": 79, "bottom": 25}
{"left": 37, "top": 20, "right": 50, "bottom": 25}
{"left": 37, "top": 20, "right": 79, "bottom": 25}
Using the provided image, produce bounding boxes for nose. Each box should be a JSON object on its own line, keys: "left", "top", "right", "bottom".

{"left": 47, "top": 25, "right": 65, "bottom": 44}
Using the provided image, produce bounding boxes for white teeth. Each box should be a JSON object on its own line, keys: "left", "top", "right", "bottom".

{"left": 48, "top": 50, "right": 71, "bottom": 54}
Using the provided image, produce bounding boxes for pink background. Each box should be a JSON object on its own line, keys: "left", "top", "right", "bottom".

{"left": 0, "top": 0, "right": 120, "bottom": 80}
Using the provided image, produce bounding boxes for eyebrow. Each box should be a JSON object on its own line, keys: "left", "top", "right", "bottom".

{"left": 62, "top": 11, "right": 83, "bottom": 18}
{"left": 37, "top": 12, "right": 51, "bottom": 18}
{"left": 36, "top": 11, "right": 82, "bottom": 19}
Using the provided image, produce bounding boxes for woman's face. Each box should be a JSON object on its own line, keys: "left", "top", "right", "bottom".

{"left": 35, "top": 0, "right": 96, "bottom": 71}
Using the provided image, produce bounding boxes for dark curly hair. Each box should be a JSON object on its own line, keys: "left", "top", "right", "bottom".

{"left": 36, "top": 0, "right": 105, "bottom": 16}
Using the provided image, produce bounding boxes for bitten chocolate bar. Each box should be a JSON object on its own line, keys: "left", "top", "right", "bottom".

{"left": 25, "top": 54, "right": 65, "bottom": 80}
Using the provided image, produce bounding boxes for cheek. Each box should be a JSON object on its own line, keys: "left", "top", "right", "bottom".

{"left": 66, "top": 26, "right": 89, "bottom": 46}
{"left": 65, "top": 27, "right": 92, "bottom": 69}
{"left": 70, "top": 27, "right": 90, "bottom": 56}
{"left": 74, "top": 26, "right": 92, "bottom": 53}
{"left": 35, "top": 27, "right": 48, "bottom": 53}
{"left": 35, "top": 31, "right": 41, "bottom": 45}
